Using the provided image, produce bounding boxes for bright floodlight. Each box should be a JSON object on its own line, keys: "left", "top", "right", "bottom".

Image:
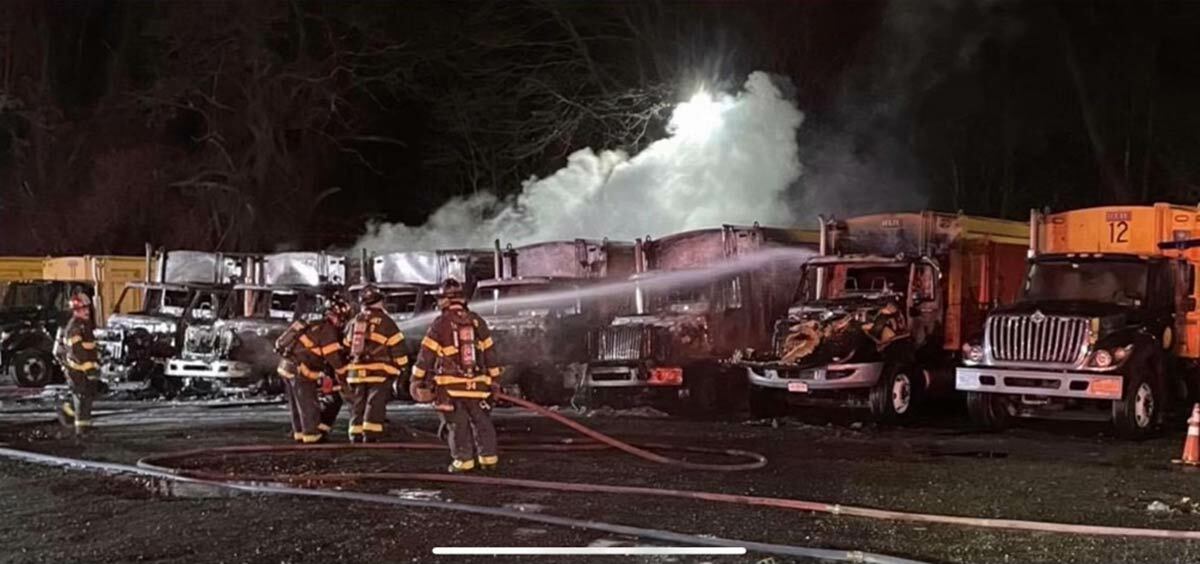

{"left": 669, "top": 90, "right": 728, "bottom": 140}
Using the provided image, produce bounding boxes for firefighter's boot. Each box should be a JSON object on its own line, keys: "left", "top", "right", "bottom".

{"left": 448, "top": 459, "right": 476, "bottom": 473}
{"left": 57, "top": 402, "right": 75, "bottom": 429}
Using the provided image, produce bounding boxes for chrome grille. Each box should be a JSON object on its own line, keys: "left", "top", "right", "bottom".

{"left": 987, "top": 314, "right": 1088, "bottom": 364}
{"left": 589, "top": 326, "right": 650, "bottom": 362}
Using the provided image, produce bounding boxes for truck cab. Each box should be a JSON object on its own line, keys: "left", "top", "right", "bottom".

{"left": 738, "top": 212, "right": 1028, "bottom": 422}
{"left": 957, "top": 204, "right": 1199, "bottom": 438}
{"left": 165, "top": 252, "right": 344, "bottom": 394}
{"left": 0, "top": 280, "right": 79, "bottom": 386}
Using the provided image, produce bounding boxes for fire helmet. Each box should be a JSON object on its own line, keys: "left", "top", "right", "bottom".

{"left": 359, "top": 284, "right": 384, "bottom": 307}
{"left": 440, "top": 278, "right": 464, "bottom": 301}
{"left": 325, "top": 294, "right": 353, "bottom": 321}
{"left": 69, "top": 293, "right": 92, "bottom": 311}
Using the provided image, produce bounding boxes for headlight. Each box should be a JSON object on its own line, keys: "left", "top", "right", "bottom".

{"left": 1092, "top": 349, "right": 1113, "bottom": 368}
{"left": 961, "top": 343, "right": 984, "bottom": 364}
{"left": 1088, "top": 345, "right": 1132, "bottom": 369}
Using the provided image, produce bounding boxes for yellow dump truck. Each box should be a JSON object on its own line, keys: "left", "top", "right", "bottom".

{"left": 957, "top": 203, "right": 1200, "bottom": 438}
{"left": 0, "top": 256, "right": 151, "bottom": 387}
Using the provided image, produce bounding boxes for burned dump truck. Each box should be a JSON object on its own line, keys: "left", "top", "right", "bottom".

{"left": 584, "top": 225, "right": 819, "bottom": 412}
{"left": 738, "top": 212, "right": 1028, "bottom": 422}
{"left": 353, "top": 249, "right": 494, "bottom": 399}
{"left": 96, "top": 250, "right": 247, "bottom": 389}
{"left": 958, "top": 204, "right": 1200, "bottom": 438}
{"left": 165, "top": 252, "right": 345, "bottom": 393}
{"left": 472, "top": 239, "right": 635, "bottom": 404}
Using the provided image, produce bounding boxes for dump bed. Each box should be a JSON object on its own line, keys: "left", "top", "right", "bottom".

{"left": 499, "top": 240, "right": 636, "bottom": 280}
{"left": 262, "top": 252, "right": 345, "bottom": 286}
{"left": 833, "top": 212, "right": 1028, "bottom": 256}
{"left": 159, "top": 251, "right": 244, "bottom": 285}
{"left": 647, "top": 225, "right": 819, "bottom": 271}
{"left": 43, "top": 256, "right": 153, "bottom": 325}
{"left": 371, "top": 249, "right": 494, "bottom": 286}
{"left": 0, "top": 257, "right": 46, "bottom": 282}
{"left": 1037, "top": 204, "right": 1200, "bottom": 255}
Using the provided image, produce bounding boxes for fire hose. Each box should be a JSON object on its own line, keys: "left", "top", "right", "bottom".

{"left": 10, "top": 392, "right": 1200, "bottom": 549}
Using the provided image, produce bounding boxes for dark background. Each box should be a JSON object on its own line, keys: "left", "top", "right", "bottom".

{"left": 1, "top": 0, "right": 1198, "bottom": 254}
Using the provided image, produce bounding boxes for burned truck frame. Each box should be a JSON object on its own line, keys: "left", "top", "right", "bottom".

{"left": 957, "top": 204, "right": 1200, "bottom": 438}
{"left": 97, "top": 250, "right": 246, "bottom": 389}
{"left": 739, "top": 212, "right": 1027, "bottom": 421}
{"left": 584, "top": 225, "right": 818, "bottom": 412}
{"left": 165, "top": 252, "right": 345, "bottom": 393}
{"left": 472, "top": 239, "right": 635, "bottom": 404}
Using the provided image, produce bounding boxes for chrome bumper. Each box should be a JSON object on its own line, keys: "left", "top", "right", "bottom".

{"left": 746, "top": 362, "right": 883, "bottom": 391}
{"left": 583, "top": 365, "right": 646, "bottom": 388}
{"left": 956, "top": 367, "right": 1123, "bottom": 400}
{"left": 165, "top": 358, "right": 253, "bottom": 380}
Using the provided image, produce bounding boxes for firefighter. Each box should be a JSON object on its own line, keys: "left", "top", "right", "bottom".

{"left": 343, "top": 284, "right": 407, "bottom": 443}
{"left": 56, "top": 293, "right": 100, "bottom": 436}
{"left": 411, "top": 278, "right": 502, "bottom": 473}
{"left": 275, "top": 295, "right": 351, "bottom": 443}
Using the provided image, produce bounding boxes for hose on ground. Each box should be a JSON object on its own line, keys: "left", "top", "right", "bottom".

{"left": 0, "top": 447, "right": 925, "bottom": 564}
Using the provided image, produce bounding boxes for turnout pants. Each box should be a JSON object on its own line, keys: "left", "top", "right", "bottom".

{"left": 285, "top": 377, "right": 322, "bottom": 443}
{"left": 65, "top": 370, "right": 97, "bottom": 430}
{"left": 445, "top": 398, "right": 498, "bottom": 468}
{"left": 347, "top": 380, "right": 392, "bottom": 439}
{"left": 318, "top": 390, "right": 344, "bottom": 434}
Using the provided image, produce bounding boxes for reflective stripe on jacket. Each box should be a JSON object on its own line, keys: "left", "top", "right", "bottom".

{"left": 343, "top": 307, "right": 407, "bottom": 384}
{"left": 412, "top": 304, "right": 501, "bottom": 399}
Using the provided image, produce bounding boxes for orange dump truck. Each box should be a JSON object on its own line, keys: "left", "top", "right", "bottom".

{"left": 958, "top": 204, "right": 1200, "bottom": 438}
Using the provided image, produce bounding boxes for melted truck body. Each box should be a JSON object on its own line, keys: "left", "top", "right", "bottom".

{"left": 584, "top": 225, "right": 818, "bottom": 412}
{"left": 165, "top": 252, "right": 345, "bottom": 393}
{"left": 957, "top": 204, "right": 1200, "bottom": 438}
{"left": 741, "top": 212, "right": 1028, "bottom": 422}
{"left": 473, "top": 239, "right": 635, "bottom": 404}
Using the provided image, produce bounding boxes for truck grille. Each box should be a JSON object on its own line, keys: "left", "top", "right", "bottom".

{"left": 589, "top": 326, "right": 657, "bottom": 362}
{"left": 986, "top": 314, "right": 1089, "bottom": 364}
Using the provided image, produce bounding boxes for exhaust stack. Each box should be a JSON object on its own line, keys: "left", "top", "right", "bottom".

{"left": 1028, "top": 208, "right": 1042, "bottom": 258}
{"left": 143, "top": 243, "right": 153, "bottom": 283}
{"left": 493, "top": 239, "right": 504, "bottom": 279}
{"left": 633, "top": 238, "right": 646, "bottom": 315}
{"left": 360, "top": 248, "right": 369, "bottom": 284}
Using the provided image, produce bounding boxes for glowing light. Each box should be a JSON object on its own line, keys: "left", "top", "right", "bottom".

{"left": 668, "top": 90, "right": 730, "bottom": 140}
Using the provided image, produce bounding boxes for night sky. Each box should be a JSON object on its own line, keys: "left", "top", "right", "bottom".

{"left": 2, "top": 0, "right": 1199, "bottom": 254}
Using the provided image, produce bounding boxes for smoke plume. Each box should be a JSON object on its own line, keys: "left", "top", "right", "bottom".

{"left": 353, "top": 71, "right": 805, "bottom": 252}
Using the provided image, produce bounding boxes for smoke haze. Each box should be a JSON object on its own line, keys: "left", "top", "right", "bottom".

{"left": 353, "top": 71, "right": 805, "bottom": 252}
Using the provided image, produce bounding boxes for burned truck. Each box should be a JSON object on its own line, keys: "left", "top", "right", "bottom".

{"left": 472, "top": 239, "right": 635, "bottom": 404}
{"left": 165, "top": 252, "right": 345, "bottom": 393}
{"left": 957, "top": 204, "right": 1200, "bottom": 438}
{"left": 738, "top": 212, "right": 1027, "bottom": 421}
{"left": 584, "top": 225, "right": 819, "bottom": 412}
{"left": 97, "top": 250, "right": 246, "bottom": 389}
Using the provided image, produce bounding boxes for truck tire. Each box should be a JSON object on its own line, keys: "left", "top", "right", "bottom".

{"left": 748, "top": 386, "right": 787, "bottom": 420}
{"left": 966, "top": 391, "right": 1010, "bottom": 431}
{"left": 1112, "top": 359, "right": 1163, "bottom": 440}
{"left": 13, "top": 350, "right": 56, "bottom": 388}
{"left": 869, "top": 364, "right": 922, "bottom": 424}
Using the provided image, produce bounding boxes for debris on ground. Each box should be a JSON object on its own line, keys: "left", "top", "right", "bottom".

{"left": 584, "top": 406, "right": 669, "bottom": 419}
{"left": 1146, "top": 500, "right": 1173, "bottom": 513}
{"left": 388, "top": 489, "right": 445, "bottom": 501}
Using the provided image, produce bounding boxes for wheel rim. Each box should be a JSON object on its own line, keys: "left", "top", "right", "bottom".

{"left": 892, "top": 373, "right": 911, "bottom": 414}
{"left": 1134, "top": 382, "right": 1154, "bottom": 428}
{"left": 21, "top": 357, "right": 48, "bottom": 385}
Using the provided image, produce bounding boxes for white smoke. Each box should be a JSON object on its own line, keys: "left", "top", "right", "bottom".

{"left": 353, "top": 71, "right": 805, "bottom": 252}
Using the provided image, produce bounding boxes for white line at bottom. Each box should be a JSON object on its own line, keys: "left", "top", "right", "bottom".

{"left": 433, "top": 547, "right": 747, "bottom": 555}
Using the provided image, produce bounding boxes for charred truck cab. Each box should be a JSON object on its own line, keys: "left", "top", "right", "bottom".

{"left": 165, "top": 252, "right": 345, "bottom": 393}
{"left": 957, "top": 204, "right": 1200, "bottom": 438}
{"left": 97, "top": 250, "right": 245, "bottom": 389}
{"left": 740, "top": 212, "right": 1028, "bottom": 422}
{"left": 584, "top": 225, "right": 818, "bottom": 412}
{"left": 473, "top": 239, "right": 635, "bottom": 404}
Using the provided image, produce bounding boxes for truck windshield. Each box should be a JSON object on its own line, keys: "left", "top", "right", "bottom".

{"left": 798, "top": 263, "right": 909, "bottom": 302}
{"left": 1022, "top": 259, "right": 1148, "bottom": 306}
{"left": 1, "top": 283, "right": 55, "bottom": 308}
{"left": 384, "top": 292, "right": 420, "bottom": 315}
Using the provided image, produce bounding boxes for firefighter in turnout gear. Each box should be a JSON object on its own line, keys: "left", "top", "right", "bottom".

{"left": 343, "top": 285, "right": 407, "bottom": 442}
{"left": 57, "top": 293, "right": 100, "bottom": 435}
{"left": 275, "top": 296, "right": 351, "bottom": 443}
{"left": 411, "top": 278, "right": 501, "bottom": 473}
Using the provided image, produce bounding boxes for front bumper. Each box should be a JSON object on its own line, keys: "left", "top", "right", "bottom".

{"left": 165, "top": 357, "right": 253, "bottom": 380}
{"left": 745, "top": 362, "right": 884, "bottom": 391}
{"left": 584, "top": 365, "right": 647, "bottom": 388}
{"left": 956, "top": 367, "right": 1123, "bottom": 400}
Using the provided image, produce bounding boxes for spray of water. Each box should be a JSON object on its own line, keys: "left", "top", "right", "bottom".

{"left": 396, "top": 247, "right": 816, "bottom": 333}
{"left": 354, "top": 71, "right": 805, "bottom": 252}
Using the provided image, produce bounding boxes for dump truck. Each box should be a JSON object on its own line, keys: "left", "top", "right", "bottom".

{"left": 957, "top": 204, "right": 1200, "bottom": 438}
{"left": 97, "top": 250, "right": 247, "bottom": 388}
{"left": 1, "top": 256, "right": 152, "bottom": 387}
{"left": 583, "top": 225, "right": 819, "bottom": 412}
{"left": 165, "top": 252, "right": 345, "bottom": 393}
{"left": 472, "top": 239, "right": 636, "bottom": 404}
{"left": 738, "top": 212, "right": 1028, "bottom": 421}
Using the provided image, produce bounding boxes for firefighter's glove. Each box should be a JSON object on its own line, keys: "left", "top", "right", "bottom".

{"left": 409, "top": 381, "right": 435, "bottom": 404}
